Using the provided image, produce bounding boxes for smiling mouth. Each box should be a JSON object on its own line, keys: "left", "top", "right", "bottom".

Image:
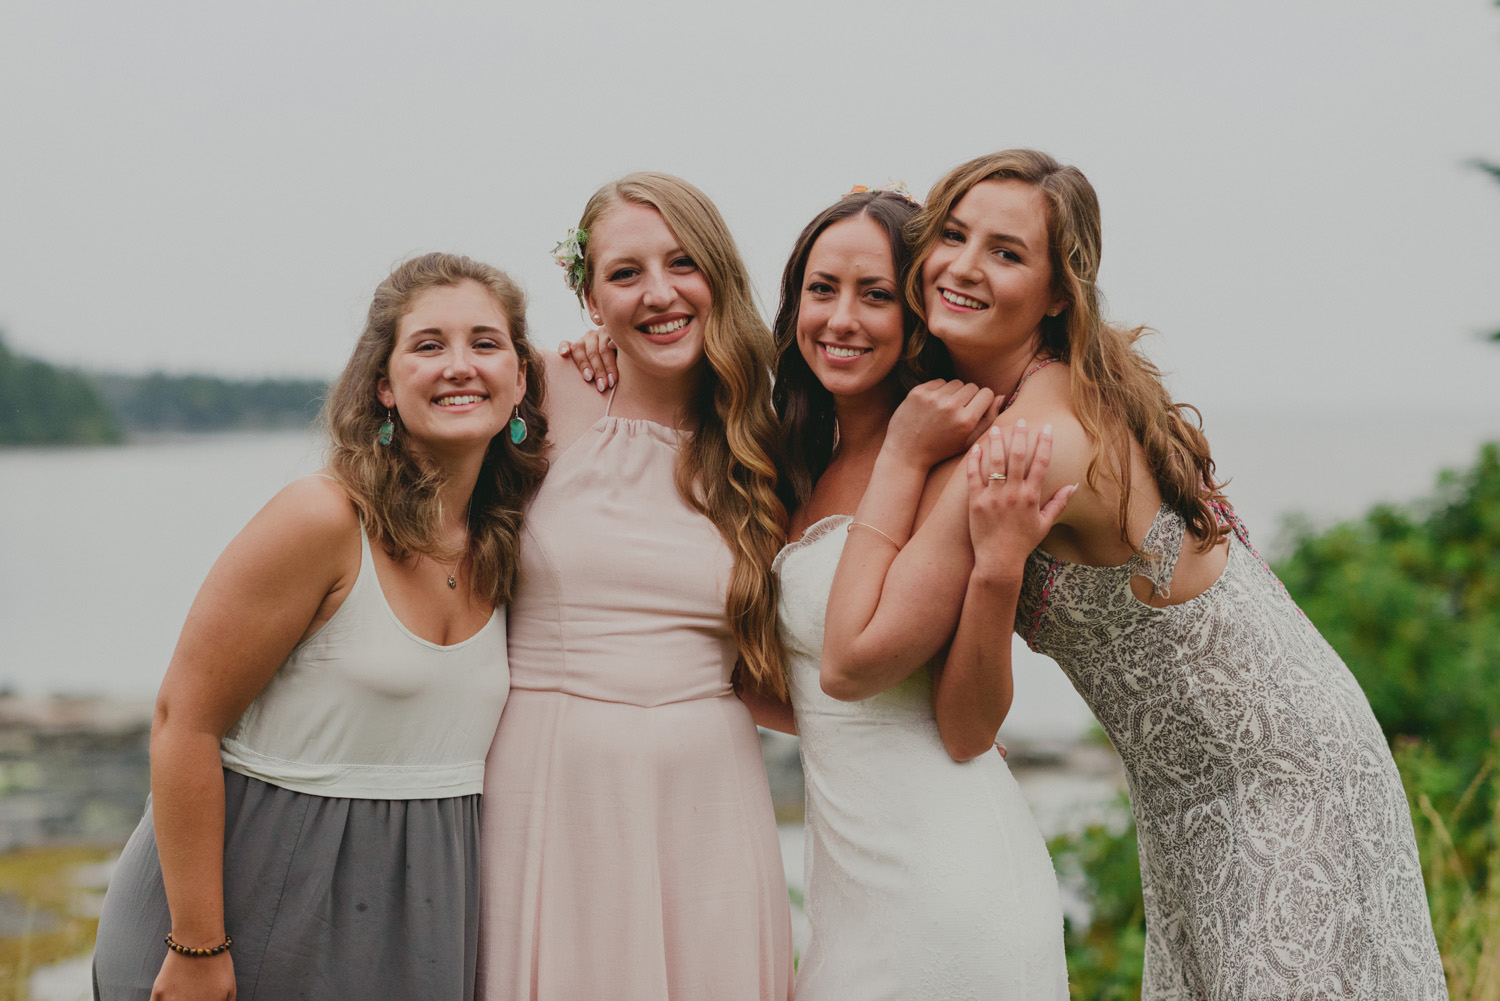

{"left": 821, "top": 343, "right": 871, "bottom": 359}
{"left": 642, "top": 317, "right": 690, "bottom": 336}
{"left": 435, "top": 394, "right": 486, "bottom": 407}
{"left": 940, "top": 289, "right": 988, "bottom": 310}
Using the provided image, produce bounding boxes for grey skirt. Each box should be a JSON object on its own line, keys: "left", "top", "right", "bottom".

{"left": 92, "top": 769, "right": 481, "bottom": 1001}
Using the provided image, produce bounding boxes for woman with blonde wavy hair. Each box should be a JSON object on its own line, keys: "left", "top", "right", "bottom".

{"left": 475, "top": 172, "right": 793, "bottom": 1001}
{"left": 824, "top": 150, "right": 1447, "bottom": 998}
{"left": 93, "top": 252, "right": 548, "bottom": 1001}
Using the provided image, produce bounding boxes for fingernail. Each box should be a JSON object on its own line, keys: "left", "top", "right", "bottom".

{"left": 597, "top": 378, "right": 607, "bottom": 392}
{"left": 990, "top": 425, "right": 1001, "bottom": 436}
{"left": 1016, "top": 418, "right": 1027, "bottom": 428}
{"left": 1042, "top": 423, "right": 1052, "bottom": 436}
{"left": 971, "top": 443, "right": 981, "bottom": 454}
{"left": 583, "top": 367, "right": 594, "bottom": 382}
{"left": 607, "top": 373, "right": 615, "bottom": 388}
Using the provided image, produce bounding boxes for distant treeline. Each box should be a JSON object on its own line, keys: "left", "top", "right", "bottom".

{"left": 0, "top": 334, "right": 327, "bottom": 446}
{"left": 0, "top": 335, "right": 122, "bottom": 445}
{"left": 91, "top": 372, "right": 327, "bottom": 433}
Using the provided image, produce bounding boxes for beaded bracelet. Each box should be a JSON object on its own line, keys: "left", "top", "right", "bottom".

{"left": 164, "top": 932, "right": 233, "bottom": 958}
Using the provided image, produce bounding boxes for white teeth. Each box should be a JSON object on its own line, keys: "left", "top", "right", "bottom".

{"left": 824, "top": 345, "right": 868, "bottom": 358}
{"left": 942, "top": 289, "right": 987, "bottom": 310}
{"left": 645, "top": 318, "right": 689, "bottom": 335}
{"left": 437, "top": 395, "right": 483, "bottom": 406}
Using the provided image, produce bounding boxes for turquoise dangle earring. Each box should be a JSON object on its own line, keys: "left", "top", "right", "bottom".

{"left": 377, "top": 409, "right": 395, "bottom": 447}
{"left": 508, "top": 407, "right": 527, "bottom": 445}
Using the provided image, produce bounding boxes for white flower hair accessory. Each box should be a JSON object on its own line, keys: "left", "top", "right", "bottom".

{"left": 551, "top": 227, "right": 588, "bottom": 293}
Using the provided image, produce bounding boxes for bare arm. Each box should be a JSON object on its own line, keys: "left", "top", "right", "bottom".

{"left": 820, "top": 381, "right": 997, "bottom": 701}
{"left": 147, "top": 477, "right": 355, "bottom": 999}
{"left": 933, "top": 423, "right": 1075, "bottom": 761}
{"left": 738, "top": 685, "right": 797, "bottom": 735}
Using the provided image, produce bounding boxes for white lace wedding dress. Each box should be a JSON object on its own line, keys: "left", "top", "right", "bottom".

{"left": 775, "top": 515, "right": 1068, "bottom": 1001}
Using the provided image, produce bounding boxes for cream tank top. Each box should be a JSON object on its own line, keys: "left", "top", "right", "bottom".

{"left": 219, "top": 521, "right": 509, "bottom": 799}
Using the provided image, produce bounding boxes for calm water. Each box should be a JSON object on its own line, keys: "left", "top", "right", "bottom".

{"left": 2, "top": 408, "right": 1498, "bottom": 736}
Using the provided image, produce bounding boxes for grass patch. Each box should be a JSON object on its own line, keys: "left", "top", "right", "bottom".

{"left": 0, "top": 844, "right": 119, "bottom": 1001}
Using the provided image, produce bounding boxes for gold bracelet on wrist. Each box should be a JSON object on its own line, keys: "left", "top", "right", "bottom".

{"left": 847, "top": 521, "right": 902, "bottom": 551}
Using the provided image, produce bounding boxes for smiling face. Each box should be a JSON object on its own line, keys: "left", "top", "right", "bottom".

{"left": 796, "top": 214, "right": 905, "bottom": 403}
{"left": 377, "top": 279, "right": 526, "bottom": 459}
{"left": 921, "top": 178, "right": 1063, "bottom": 361}
{"left": 584, "top": 200, "right": 712, "bottom": 386}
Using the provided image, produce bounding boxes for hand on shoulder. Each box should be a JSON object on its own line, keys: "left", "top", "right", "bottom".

{"left": 885, "top": 379, "right": 1000, "bottom": 472}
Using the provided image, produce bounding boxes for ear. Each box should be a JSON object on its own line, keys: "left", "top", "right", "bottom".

{"left": 1048, "top": 298, "right": 1069, "bottom": 318}
{"left": 582, "top": 291, "right": 602, "bottom": 328}
{"left": 514, "top": 358, "right": 528, "bottom": 403}
{"left": 376, "top": 376, "right": 395, "bottom": 409}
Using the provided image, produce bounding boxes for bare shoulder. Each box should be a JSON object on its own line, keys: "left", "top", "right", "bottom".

{"left": 231, "top": 473, "right": 361, "bottom": 575}
{"left": 540, "top": 351, "right": 607, "bottom": 451}
{"left": 996, "top": 362, "right": 1090, "bottom": 488}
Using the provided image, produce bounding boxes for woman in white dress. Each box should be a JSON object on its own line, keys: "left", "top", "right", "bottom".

{"left": 772, "top": 188, "right": 1069, "bottom": 999}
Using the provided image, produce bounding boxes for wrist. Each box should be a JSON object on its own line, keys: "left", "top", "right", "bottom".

{"left": 969, "top": 559, "right": 1026, "bottom": 590}
{"left": 873, "top": 442, "right": 937, "bottom": 480}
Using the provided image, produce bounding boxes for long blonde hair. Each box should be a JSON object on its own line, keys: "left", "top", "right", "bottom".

{"left": 323, "top": 252, "right": 550, "bottom": 606}
{"left": 575, "top": 173, "right": 788, "bottom": 698}
{"left": 907, "top": 150, "right": 1227, "bottom": 551}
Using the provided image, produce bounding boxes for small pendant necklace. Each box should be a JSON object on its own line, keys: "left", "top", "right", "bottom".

{"left": 443, "top": 497, "right": 474, "bottom": 590}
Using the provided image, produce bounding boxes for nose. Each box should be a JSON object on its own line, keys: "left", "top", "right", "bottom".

{"left": 445, "top": 345, "right": 477, "bottom": 380}
{"left": 828, "top": 291, "right": 859, "bottom": 336}
{"left": 642, "top": 267, "right": 674, "bottom": 310}
{"left": 948, "top": 242, "right": 984, "bottom": 284}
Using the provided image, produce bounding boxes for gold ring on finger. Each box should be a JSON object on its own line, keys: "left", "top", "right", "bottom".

{"left": 988, "top": 472, "right": 1007, "bottom": 483}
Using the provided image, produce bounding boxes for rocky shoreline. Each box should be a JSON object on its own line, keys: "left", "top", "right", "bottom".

{"left": 0, "top": 696, "right": 153, "bottom": 853}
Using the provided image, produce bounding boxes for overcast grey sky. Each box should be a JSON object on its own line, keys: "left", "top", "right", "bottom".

{"left": 2, "top": 0, "right": 1498, "bottom": 414}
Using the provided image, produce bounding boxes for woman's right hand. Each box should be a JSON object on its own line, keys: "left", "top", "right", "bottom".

{"left": 151, "top": 950, "right": 236, "bottom": 1000}
{"left": 557, "top": 328, "right": 617, "bottom": 393}
{"left": 883, "top": 379, "right": 999, "bottom": 472}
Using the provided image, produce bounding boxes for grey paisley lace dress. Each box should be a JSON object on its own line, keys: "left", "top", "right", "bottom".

{"left": 1016, "top": 503, "right": 1447, "bottom": 1000}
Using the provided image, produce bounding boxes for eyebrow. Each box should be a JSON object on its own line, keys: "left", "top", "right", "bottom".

{"left": 807, "top": 270, "right": 895, "bottom": 286}
{"left": 404, "top": 324, "right": 507, "bottom": 338}
{"left": 946, "top": 215, "right": 1031, "bottom": 252}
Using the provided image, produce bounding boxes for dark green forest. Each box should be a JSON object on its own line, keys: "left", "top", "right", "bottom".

{"left": 0, "top": 334, "right": 326, "bottom": 446}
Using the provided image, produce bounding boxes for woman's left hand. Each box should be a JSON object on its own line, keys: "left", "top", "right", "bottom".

{"left": 967, "top": 419, "right": 1076, "bottom": 578}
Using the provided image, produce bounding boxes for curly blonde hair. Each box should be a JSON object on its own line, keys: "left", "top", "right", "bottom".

{"left": 907, "top": 150, "right": 1227, "bottom": 552}
{"left": 575, "top": 173, "right": 788, "bottom": 698}
{"left": 323, "top": 252, "right": 549, "bottom": 606}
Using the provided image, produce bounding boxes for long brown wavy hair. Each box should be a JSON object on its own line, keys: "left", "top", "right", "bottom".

{"left": 906, "top": 150, "right": 1227, "bottom": 552}
{"left": 770, "top": 190, "right": 949, "bottom": 512}
{"left": 323, "top": 252, "right": 550, "bottom": 607}
{"left": 574, "top": 173, "right": 788, "bottom": 698}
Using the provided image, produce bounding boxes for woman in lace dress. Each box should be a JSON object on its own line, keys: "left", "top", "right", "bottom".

{"left": 826, "top": 150, "right": 1448, "bottom": 999}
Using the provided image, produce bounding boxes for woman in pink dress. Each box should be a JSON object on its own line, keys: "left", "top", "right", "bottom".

{"left": 475, "top": 173, "right": 793, "bottom": 1001}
